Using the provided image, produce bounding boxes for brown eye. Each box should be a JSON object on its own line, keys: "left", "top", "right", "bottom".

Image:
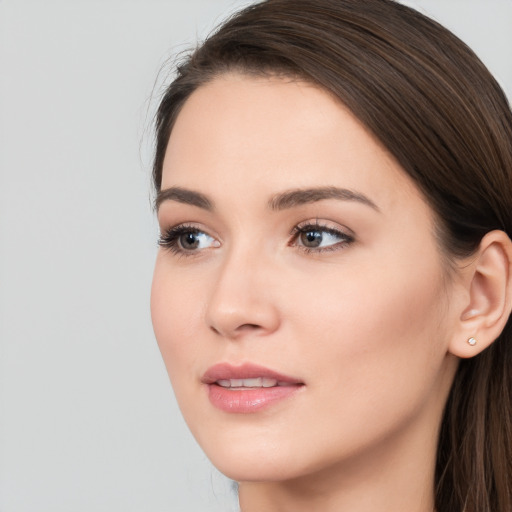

{"left": 300, "top": 230, "right": 323, "bottom": 248}
{"left": 180, "top": 232, "right": 201, "bottom": 250}
{"left": 177, "top": 230, "right": 217, "bottom": 251}
{"left": 158, "top": 226, "right": 218, "bottom": 254}
{"left": 293, "top": 224, "right": 354, "bottom": 252}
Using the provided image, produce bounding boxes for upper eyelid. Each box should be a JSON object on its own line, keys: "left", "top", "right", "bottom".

{"left": 160, "top": 221, "right": 212, "bottom": 234}
{"left": 292, "top": 220, "right": 354, "bottom": 236}
{"left": 161, "top": 220, "right": 353, "bottom": 236}
{"left": 158, "top": 223, "right": 208, "bottom": 242}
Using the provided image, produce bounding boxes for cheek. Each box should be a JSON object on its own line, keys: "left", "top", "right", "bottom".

{"left": 150, "top": 257, "right": 204, "bottom": 385}
{"left": 238, "top": 257, "right": 451, "bottom": 478}
{"left": 287, "top": 251, "right": 449, "bottom": 423}
{"left": 288, "top": 238, "right": 448, "bottom": 350}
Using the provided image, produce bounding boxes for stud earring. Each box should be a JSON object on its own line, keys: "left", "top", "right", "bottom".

{"left": 467, "top": 337, "right": 477, "bottom": 346}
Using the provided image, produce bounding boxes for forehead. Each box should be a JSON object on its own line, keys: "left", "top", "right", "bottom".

{"left": 161, "top": 73, "right": 425, "bottom": 213}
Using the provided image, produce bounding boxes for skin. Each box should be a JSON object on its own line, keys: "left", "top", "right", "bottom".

{"left": 151, "top": 74, "right": 466, "bottom": 512}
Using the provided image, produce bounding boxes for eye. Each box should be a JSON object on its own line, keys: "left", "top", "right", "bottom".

{"left": 158, "top": 224, "right": 219, "bottom": 255}
{"left": 291, "top": 222, "right": 354, "bottom": 252}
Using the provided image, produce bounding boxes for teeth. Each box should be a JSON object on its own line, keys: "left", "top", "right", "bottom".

{"left": 216, "top": 378, "right": 279, "bottom": 388}
{"left": 262, "top": 378, "right": 278, "bottom": 387}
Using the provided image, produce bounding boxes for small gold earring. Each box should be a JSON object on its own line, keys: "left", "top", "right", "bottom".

{"left": 467, "top": 337, "right": 477, "bottom": 346}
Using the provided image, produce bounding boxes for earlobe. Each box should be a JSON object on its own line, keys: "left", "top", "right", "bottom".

{"left": 449, "top": 230, "right": 512, "bottom": 359}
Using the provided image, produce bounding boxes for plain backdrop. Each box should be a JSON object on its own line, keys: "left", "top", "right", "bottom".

{"left": 0, "top": 1, "right": 511, "bottom": 511}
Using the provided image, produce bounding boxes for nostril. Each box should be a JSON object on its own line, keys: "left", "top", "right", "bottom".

{"left": 210, "top": 322, "right": 262, "bottom": 338}
{"left": 210, "top": 325, "right": 221, "bottom": 335}
{"left": 206, "top": 289, "right": 280, "bottom": 338}
{"left": 237, "top": 323, "right": 262, "bottom": 331}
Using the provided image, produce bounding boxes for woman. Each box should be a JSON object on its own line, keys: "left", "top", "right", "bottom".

{"left": 150, "top": 0, "right": 512, "bottom": 511}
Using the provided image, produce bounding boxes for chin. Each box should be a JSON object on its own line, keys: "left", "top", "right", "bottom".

{"left": 195, "top": 431, "right": 306, "bottom": 483}
{"left": 198, "top": 429, "right": 344, "bottom": 485}
{"left": 211, "top": 454, "right": 301, "bottom": 483}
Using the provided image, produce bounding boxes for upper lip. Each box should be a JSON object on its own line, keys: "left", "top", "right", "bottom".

{"left": 202, "top": 363, "right": 303, "bottom": 385}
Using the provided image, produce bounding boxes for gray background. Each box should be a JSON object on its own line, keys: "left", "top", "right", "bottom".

{"left": 1, "top": 1, "right": 511, "bottom": 511}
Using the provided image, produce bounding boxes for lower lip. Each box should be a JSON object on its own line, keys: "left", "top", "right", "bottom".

{"left": 206, "top": 384, "right": 302, "bottom": 413}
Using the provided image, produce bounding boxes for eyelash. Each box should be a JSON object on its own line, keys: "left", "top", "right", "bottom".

{"left": 158, "top": 222, "right": 354, "bottom": 256}
{"left": 290, "top": 221, "right": 354, "bottom": 253}
{"left": 158, "top": 223, "right": 210, "bottom": 256}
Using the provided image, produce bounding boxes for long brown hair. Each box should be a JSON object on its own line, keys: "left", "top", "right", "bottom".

{"left": 152, "top": 1, "right": 512, "bottom": 510}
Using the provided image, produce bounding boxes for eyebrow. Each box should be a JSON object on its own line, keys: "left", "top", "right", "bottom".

{"left": 155, "top": 185, "right": 379, "bottom": 213}
{"left": 155, "top": 187, "right": 213, "bottom": 212}
{"left": 268, "top": 186, "right": 380, "bottom": 211}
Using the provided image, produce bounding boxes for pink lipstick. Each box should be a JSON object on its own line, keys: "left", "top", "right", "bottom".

{"left": 202, "top": 363, "right": 304, "bottom": 413}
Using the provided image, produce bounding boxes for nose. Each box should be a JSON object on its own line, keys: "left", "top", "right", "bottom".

{"left": 205, "top": 248, "right": 281, "bottom": 340}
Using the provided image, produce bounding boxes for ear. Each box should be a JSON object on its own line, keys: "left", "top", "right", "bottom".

{"left": 449, "top": 230, "right": 512, "bottom": 359}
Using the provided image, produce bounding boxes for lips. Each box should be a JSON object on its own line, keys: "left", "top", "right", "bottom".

{"left": 202, "top": 363, "right": 304, "bottom": 413}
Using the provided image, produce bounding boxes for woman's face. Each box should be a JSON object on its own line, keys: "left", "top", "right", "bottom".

{"left": 151, "top": 74, "right": 460, "bottom": 482}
